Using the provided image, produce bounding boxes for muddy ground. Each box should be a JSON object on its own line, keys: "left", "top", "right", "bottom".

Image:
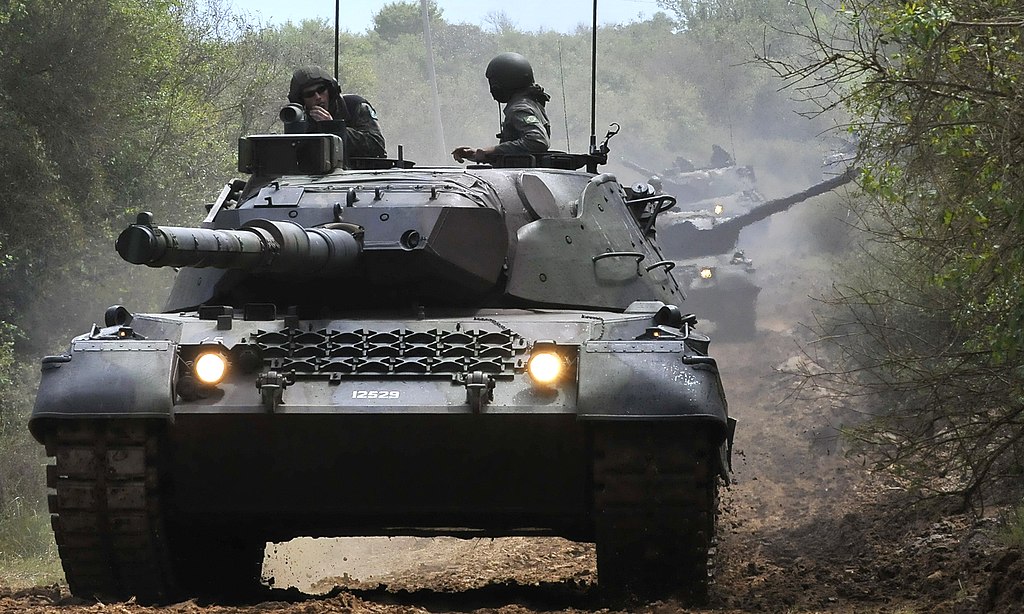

{"left": 3, "top": 215, "right": 1024, "bottom": 613}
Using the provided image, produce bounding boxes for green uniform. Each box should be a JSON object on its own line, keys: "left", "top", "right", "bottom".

{"left": 492, "top": 92, "right": 551, "bottom": 156}
{"left": 310, "top": 99, "right": 386, "bottom": 159}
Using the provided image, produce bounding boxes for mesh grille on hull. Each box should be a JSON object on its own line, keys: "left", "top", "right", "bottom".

{"left": 253, "top": 328, "right": 528, "bottom": 377}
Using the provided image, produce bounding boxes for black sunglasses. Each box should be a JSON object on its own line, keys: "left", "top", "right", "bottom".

{"left": 302, "top": 84, "right": 328, "bottom": 99}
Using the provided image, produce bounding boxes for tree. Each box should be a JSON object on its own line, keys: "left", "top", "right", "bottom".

{"left": 372, "top": 1, "right": 443, "bottom": 42}
{"left": 763, "top": 0, "right": 1024, "bottom": 505}
{"left": 0, "top": 0, "right": 262, "bottom": 558}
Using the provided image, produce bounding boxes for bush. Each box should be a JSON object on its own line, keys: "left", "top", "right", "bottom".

{"left": 1001, "top": 503, "right": 1024, "bottom": 548}
{"left": 0, "top": 325, "right": 54, "bottom": 563}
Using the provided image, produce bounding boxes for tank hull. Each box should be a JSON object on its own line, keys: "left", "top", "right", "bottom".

{"left": 32, "top": 306, "right": 730, "bottom": 602}
{"left": 676, "top": 257, "right": 761, "bottom": 339}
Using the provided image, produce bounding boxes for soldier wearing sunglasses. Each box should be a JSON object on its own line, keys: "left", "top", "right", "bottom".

{"left": 287, "top": 66, "right": 386, "bottom": 159}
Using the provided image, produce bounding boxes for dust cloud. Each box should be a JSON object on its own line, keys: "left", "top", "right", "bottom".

{"left": 264, "top": 537, "right": 441, "bottom": 592}
{"left": 264, "top": 536, "right": 595, "bottom": 594}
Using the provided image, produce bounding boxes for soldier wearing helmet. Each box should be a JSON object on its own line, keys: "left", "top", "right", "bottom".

{"left": 452, "top": 52, "right": 551, "bottom": 164}
{"left": 288, "top": 66, "right": 386, "bottom": 158}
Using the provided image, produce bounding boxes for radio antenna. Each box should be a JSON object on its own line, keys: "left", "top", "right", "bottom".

{"left": 420, "top": 0, "right": 447, "bottom": 160}
{"left": 333, "top": 0, "right": 340, "bottom": 79}
{"left": 589, "top": 0, "right": 597, "bottom": 155}
{"left": 558, "top": 39, "right": 570, "bottom": 152}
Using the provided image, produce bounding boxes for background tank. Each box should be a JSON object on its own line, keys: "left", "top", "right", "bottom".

{"left": 30, "top": 131, "right": 733, "bottom": 604}
{"left": 650, "top": 171, "right": 855, "bottom": 338}
{"left": 622, "top": 145, "right": 762, "bottom": 216}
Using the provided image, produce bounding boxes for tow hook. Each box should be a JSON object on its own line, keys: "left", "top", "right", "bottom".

{"left": 464, "top": 371, "right": 495, "bottom": 412}
{"left": 256, "top": 370, "right": 291, "bottom": 412}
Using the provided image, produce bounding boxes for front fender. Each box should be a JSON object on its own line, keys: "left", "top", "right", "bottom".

{"left": 30, "top": 339, "right": 176, "bottom": 443}
{"left": 576, "top": 339, "right": 728, "bottom": 426}
{"left": 577, "top": 339, "right": 733, "bottom": 480}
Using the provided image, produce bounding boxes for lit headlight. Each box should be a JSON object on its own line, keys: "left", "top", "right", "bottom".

{"left": 527, "top": 352, "right": 564, "bottom": 386}
{"left": 194, "top": 352, "right": 228, "bottom": 385}
{"left": 713, "top": 202, "right": 724, "bottom": 215}
{"left": 699, "top": 267, "right": 714, "bottom": 280}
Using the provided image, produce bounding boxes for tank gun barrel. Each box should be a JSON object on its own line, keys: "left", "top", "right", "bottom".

{"left": 661, "top": 168, "right": 856, "bottom": 259}
{"left": 116, "top": 213, "right": 361, "bottom": 275}
{"left": 715, "top": 167, "right": 856, "bottom": 235}
{"left": 621, "top": 158, "right": 658, "bottom": 177}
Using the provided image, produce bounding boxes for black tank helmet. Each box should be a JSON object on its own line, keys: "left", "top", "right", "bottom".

{"left": 485, "top": 52, "right": 534, "bottom": 103}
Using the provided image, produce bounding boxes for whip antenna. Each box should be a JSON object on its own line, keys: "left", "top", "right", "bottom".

{"left": 589, "top": 0, "right": 597, "bottom": 155}
{"left": 558, "top": 39, "right": 570, "bottom": 151}
{"left": 334, "top": 0, "right": 340, "bottom": 79}
{"left": 420, "top": 0, "right": 447, "bottom": 160}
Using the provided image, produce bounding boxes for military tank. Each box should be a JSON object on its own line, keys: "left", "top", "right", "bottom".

{"left": 671, "top": 250, "right": 760, "bottom": 339}
{"left": 624, "top": 163, "right": 854, "bottom": 339}
{"left": 30, "top": 127, "right": 735, "bottom": 604}
{"left": 622, "top": 146, "right": 762, "bottom": 216}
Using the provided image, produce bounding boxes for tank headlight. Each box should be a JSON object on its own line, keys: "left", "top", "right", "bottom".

{"left": 699, "top": 267, "right": 714, "bottom": 280}
{"left": 527, "top": 352, "right": 564, "bottom": 386}
{"left": 714, "top": 203, "right": 724, "bottom": 215}
{"left": 194, "top": 352, "right": 228, "bottom": 385}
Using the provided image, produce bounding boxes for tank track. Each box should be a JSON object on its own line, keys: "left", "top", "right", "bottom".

{"left": 45, "top": 420, "right": 175, "bottom": 602}
{"left": 592, "top": 422, "right": 719, "bottom": 603}
{"left": 45, "top": 420, "right": 266, "bottom": 603}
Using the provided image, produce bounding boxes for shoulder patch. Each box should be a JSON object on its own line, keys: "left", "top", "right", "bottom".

{"left": 524, "top": 115, "right": 542, "bottom": 125}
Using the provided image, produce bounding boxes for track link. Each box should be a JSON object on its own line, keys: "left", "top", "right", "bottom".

{"left": 592, "top": 422, "right": 719, "bottom": 603}
{"left": 45, "top": 420, "right": 174, "bottom": 602}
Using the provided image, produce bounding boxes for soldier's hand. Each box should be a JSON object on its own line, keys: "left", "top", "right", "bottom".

{"left": 451, "top": 146, "right": 475, "bottom": 163}
{"left": 308, "top": 106, "right": 332, "bottom": 122}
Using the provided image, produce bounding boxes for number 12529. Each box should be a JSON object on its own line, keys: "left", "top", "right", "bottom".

{"left": 351, "top": 390, "right": 400, "bottom": 399}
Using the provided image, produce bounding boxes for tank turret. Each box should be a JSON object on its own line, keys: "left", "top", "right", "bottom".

{"left": 622, "top": 146, "right": 758, "bottom": 211}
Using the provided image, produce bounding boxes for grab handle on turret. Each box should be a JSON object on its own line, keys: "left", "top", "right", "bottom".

{"left": 592, "top": 251, "right": 645, "bottom": 276}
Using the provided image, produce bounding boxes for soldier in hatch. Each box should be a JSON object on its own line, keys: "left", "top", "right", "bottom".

{"left": 451, "top": 52, "right": 551, "bottom": 164}
{"left": 288, "top": 66, "right": 387, "bottom": 158}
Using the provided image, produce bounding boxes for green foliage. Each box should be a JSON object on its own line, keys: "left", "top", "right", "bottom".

{"left": 0, "top": 0, "right": 244, "bottom": 356}
{"left": 769, "top": 0, "right": 1024, "bottom": 504}
{"left": 0, "top": 320, "right": 52, "bottom": 560}
{"left": 1000, "top": 502, "right": 1024, "bottom": 547}
{"left": 0, "top": 488, "right": 55, "bottom": 562}
{"left": 658, "top": 0, "right": 812, "bottom": 43}
{"left": 372, "top": 1, "right": 443, "bottom": 42}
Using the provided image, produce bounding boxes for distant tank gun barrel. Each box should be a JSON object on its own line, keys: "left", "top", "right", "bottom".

{"left": 116, "top": 213, "right": 361, "bottom": 275}
{"left": 714, "top": 167, "right": 856, "bottom": 234}
{"left": 621, "top": 158, "right": 658, "bottom": 176}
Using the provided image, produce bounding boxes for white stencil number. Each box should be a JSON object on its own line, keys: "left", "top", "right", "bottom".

{"left": 352, "top": 390, "right": 400, "bottom": 399}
